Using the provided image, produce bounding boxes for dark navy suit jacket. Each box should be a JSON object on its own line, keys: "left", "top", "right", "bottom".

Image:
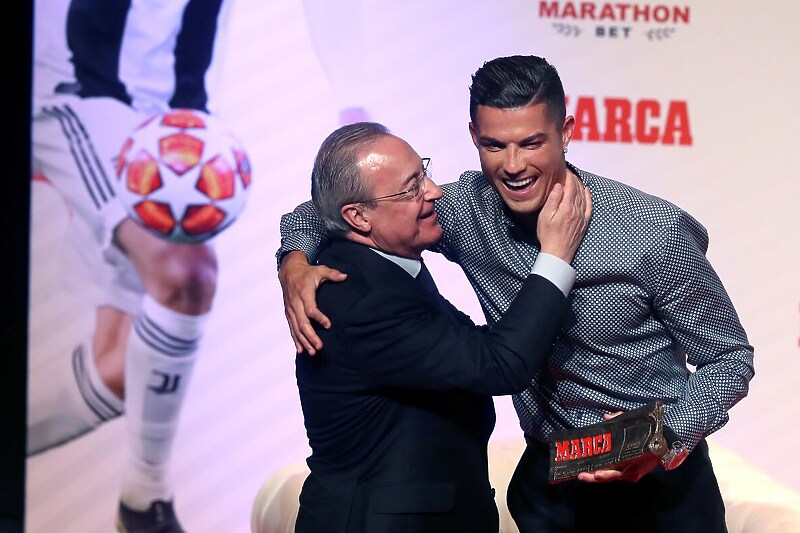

{"left": 295, "top": 239, "right": 568, "bottom": 532}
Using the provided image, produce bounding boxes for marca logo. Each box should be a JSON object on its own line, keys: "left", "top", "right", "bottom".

{"left": 567, "top": 96, "right": 693, "bottom": 145}
{"left": 554, "top": 432, "right": 612, "bottom": 462}
{"left": 539, "top": 1, "right": 690, "bottom": 40}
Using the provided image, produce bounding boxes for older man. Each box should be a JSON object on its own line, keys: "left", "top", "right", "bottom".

{"left": 291, "top": 121, "right": 589, "bottom": 532}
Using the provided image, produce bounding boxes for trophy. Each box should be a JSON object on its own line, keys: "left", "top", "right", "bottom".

{"left": 548, "top": 401, "right": 668, "bottom": 483}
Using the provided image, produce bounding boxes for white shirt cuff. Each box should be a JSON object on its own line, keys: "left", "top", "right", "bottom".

{"left": 531, "top": 253, "right": 576, "bottom": 297}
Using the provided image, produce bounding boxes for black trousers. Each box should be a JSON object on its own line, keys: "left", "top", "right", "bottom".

{"left": 507, "top": 436, "right": 727, "bottom": 533}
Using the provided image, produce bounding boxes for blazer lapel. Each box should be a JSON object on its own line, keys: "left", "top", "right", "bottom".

{"left": 329, "top": 241, "right": 458, "bottom": 322}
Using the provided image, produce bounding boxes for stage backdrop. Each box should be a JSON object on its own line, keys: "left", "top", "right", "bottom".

{"left": 27, "top": 1, "right": 800, "bottom": 531}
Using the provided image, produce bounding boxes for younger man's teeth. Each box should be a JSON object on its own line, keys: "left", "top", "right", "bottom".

{"left": 505, "top": 177, "right": 533, "bottom": 189}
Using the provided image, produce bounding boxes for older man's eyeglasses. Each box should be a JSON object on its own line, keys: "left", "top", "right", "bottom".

{"left": 359, "top": 158, "right": 431, "bottom": 203}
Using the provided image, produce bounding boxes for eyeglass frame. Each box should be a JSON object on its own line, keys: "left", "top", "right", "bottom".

{"left": 353, "top": 157, "right": 431, "bottom": 204}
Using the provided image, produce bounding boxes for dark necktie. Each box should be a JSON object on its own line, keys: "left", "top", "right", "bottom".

{"left": 417, "top": 260, "right": 459, "bottom": 322}
{"left": 416, "top": 260, "right": 440, "bottom": 295}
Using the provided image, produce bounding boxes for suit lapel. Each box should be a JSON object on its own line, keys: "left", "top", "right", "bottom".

{"left": 327, "top": 241, "right": 458, "bottom": 322}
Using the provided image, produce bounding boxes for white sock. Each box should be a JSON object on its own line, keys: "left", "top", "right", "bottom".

{"left": 120, "top": 295, "right": 208, "bottom": 510}
{"left": 27, "top": 342, "right": 123, "bottom": 455}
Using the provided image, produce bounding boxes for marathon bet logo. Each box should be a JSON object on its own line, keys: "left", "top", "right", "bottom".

{"left": 539, "top": 1, "right": 690, "bottom": 40}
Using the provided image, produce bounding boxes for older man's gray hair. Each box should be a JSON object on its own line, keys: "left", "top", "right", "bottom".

{"left": 311, "top": 122, "right": 391, "bottom": 238}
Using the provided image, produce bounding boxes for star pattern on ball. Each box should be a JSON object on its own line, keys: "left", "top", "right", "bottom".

{"left": 116, "top": 109, "right": 251, "bottom": 243}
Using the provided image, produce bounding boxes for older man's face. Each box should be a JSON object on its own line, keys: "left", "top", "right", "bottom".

{"left": 357, "top": 136, "right": 442, "bottom": 259}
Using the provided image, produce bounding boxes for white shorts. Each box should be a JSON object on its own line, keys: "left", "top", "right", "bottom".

{"left": 31, "top": 94, "right": 154, "bottom": 314}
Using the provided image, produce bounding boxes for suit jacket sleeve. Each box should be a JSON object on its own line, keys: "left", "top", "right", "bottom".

{"left": 327, "top": 273, "right": 568, "bottom": 396}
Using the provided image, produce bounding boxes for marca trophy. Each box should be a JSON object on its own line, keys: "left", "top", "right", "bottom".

{"left": 548, "top": 401, "right": 669, "bottom": 483}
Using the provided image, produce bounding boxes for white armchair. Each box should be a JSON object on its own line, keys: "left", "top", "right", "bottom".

{"left": 251, "top": 438, "right": 800, "bottom": 533}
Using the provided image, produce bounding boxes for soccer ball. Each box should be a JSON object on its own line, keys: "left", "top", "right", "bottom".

{"left": 115, "top": 109, "right": 252, "bottom": 243}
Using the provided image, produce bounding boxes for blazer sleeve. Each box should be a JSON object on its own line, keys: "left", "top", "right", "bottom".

{"left": 332, "top": 274, "right": 568, "bottom": 396}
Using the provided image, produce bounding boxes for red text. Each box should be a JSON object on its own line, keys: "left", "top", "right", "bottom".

{"left": 539, "top": 1, "right": 690, "bottom": 24}
{"left": 566, "top": 96, "right": 693, "bottom": 145}
{"left": 555, "top": 432, "right": 612, "bottom": 462}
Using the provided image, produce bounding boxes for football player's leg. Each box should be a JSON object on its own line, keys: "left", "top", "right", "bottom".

{"left": 26, "top": 214, "right": 140, "bottom": 454}
{"left": 26, "top": 308, "right": 127, "bottom": 454}
{"left": 28, "top": 98, "right": 142, "bottom": 455}
{"left": 114, "top": 219, "right": 217, "bottom": 511}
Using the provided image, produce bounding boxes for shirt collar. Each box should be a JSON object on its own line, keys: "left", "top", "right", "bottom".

{"left": 370, "top": 248, "right": 422, "bottom": 278}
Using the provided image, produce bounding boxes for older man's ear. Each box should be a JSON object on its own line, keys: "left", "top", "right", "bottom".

{"left": 340, "top": 203, "right": 371, "bottom": 234}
